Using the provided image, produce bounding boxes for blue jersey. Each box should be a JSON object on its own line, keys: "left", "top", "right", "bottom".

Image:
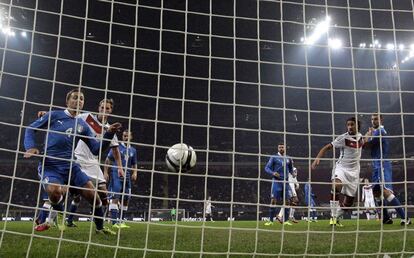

{"left": 369, "top": 126, "right": 390, "bottom": 168}
{"left": 107, "top": 143, "right": 137, "bottom": 177}
{"left": 24, "top": 109, "right": 115, "bottom": 172}
{"left": 304, "top": 184, "right": 316, "bottom": 206}
{"left": 265, "top": 154, "right": 293, "bottom": 181}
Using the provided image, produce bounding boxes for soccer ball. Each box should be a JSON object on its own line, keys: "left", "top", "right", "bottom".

{"left": 165, "top": 143, "right": 197, "bottom": 172}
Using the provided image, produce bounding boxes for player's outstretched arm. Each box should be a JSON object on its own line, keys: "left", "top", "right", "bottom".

{"left": 24, "top": 111, "right": 52, "bottom": 157}
{"left": 311, "top": 143, "right": 333, "bottom": 170}
{"left": 80, "top": 122, "right": 122, "bottom": 155}
{"left": 104, "top": 156, "right": 112, "bottom": 182}
{"left": 111, "top": 146, "right": 124, "bottom": 177}
{"left": 131, "top": 164, "right": 138, "bottom": 181}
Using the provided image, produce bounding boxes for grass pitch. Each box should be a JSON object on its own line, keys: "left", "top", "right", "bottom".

{"left": 0, "top": 220, "right": 413, "bottom": 257}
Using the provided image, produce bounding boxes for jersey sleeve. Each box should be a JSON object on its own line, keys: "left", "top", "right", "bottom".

{"left": 107, "top": 148, "right": 114, "bottom": 161}
{"left": 131, "top": 147, "right": 138, "bottom": 166}
{"left": 331, "top": 134, "right": 346, "bottom": 148}
{"left": 24, "top": 111, "right": 53, "bottom": 150}
{"left": 370, "top": 127, "right": 385, "bottom": 145}
{"left": 264, "top": 156, "right": 275, "bottom": 175}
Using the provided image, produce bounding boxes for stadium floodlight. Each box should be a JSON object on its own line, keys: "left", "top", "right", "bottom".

{"left": 21, "top": 31, "right": 27, "bottom": 38}
{"left": 399, "top": 44, "right": 405, "bottom": 50}
{"left": 359, "top": 43, "right": 366, "bottom": 48}
{"left": 410, "top": 44, "right": 414, "bottom": 50}
{"left": 304, "top": 16, "right": 331, "bottom": 45}
{"left": 386, "top": 43, "right": 395, "bottom": 50}
{"left": 328, "top": 38, "right": 342, "bottom": 49}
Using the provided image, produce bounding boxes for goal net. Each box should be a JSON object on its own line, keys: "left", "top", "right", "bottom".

{"left": 0, "top": 0, "right": 413, "bottom": 257}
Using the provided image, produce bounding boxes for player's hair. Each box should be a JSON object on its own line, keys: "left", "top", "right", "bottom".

{"left": 99, "top": 98, "right": 114, "bottom": 109}
{"left": 372, "top": 113, "right": 383, "bottom": 119}
{"left": 65, "top": 88, "right": 83, "bottom": 102}
{"left": 277, "top": 142, "right": 285, "bottom": 146}
{"left": 346, "top": 117, "right": 361, "bottom": 131}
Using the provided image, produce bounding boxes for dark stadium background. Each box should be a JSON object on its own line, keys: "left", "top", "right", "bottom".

{"left": 0, "top": 0, "right": 413, "bottom": 220}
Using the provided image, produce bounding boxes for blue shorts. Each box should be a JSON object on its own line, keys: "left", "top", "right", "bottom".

{"left": 372, "top": 162, "right": 393, "bottom": 191}
{"left": 39, "top": 163, "right": 90, "bottom": 190}
{"left": 37, "top": 165, "right": 49, "bottom": 201}
{"left": 270, "top": 182, "right": 291, "bottom": 201}
{"left": 109, "top": 174, "right": 131, "bottom": 201}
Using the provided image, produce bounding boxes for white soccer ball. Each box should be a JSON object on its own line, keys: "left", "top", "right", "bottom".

{"left": 165, "top": 143, "right": 197, "bottom": 172}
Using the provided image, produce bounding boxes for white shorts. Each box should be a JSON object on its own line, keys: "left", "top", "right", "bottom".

{"left": 289, "top": 182, "right": 297, "bottom": 197}
{"left": 364, "top": 198, "right": 376, "bottom": 208}
{"left": 332, "top": 165, "right": 359, "bottom": 197}
{"left": 78, "top": 162, "right": 106, "bottom": 184}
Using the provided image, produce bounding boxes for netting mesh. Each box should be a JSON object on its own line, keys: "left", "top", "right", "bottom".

{"left": 0, "top": 0, "right": 413, "bottom": 257}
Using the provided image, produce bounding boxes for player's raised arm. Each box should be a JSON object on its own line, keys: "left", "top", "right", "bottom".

{"left": 311, "top": 143, "right": 333, "bottom": 170}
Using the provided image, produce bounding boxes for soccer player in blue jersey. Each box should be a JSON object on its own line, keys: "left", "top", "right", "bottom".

{"left": 104, "top": 129, "right": 138, "bottom": 229}
{"left": 304, "top": 183, "right": 318, "bottom": 222}
{"left": 24, "top": 89, "right": 121, "bottom": 234}
{"left": 365, "top": 113, "right": 411, "bottom": 225}
{"left": 264, "top": 143, "right": 294, "bottom": 226}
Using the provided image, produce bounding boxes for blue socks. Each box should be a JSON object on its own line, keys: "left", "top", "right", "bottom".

{"left": 387, "top": 195, "right": 405, "bottom": 219}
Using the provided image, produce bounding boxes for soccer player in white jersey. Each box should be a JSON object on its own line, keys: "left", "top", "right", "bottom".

{"left": 204, "top": 196, "right": 214, "bottom": 222}
{"left": 66, "top": 98, "right": 124, "bottom": 227}
{"left": 361, "top": 178, "right": 377, "bottom": 220}
{"left": 277, "top": 167, "right": 299, "bottom": 223}
{"left": 312, "top": 117, "right": 365, "bottom": 227}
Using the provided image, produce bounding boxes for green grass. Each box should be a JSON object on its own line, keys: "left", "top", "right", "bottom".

{"left": 0, "top": 220, "right": 413, "bottom": 257}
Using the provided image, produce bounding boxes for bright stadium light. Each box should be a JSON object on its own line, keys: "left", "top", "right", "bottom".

{"left": 386, "top": 43, "right": 395, "bottom": 50}
{"left": 359, "top": 43, "right": 366, "bottom": 48}
{"left": 304, "top": 16, "right": 331, "bottom": 45}
{"left": 328, "top": 38, "right": 342, "bottom": 49}
{"left": 399, "top": 44, "right": 405, "bottom": 50}
{"left": 410, "top": 44, "right": 414, "bottom": 50}
{"left": 21, "top": 31, "right": 27, "bottom": 38}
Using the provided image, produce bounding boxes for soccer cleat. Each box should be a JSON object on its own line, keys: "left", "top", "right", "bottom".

{"left": 329, "top": 217, "right": 336, "bottom": 226}
{"left": 383, "top": 218, "right": 393, "bottom": 225}
{"left": 66, "top": 222, "right": 77, "bottom": 227}
{"left": 335, "top": 219, "right": 344, "bottom": 227}
{"left": 283, "top": 221, "right": 293, "bottom": 226}
{"left": 289, "top": 218, "right": 299, "bottom": 224}
{"left": 400, "top": 219, "right": 412, "bottom": 226}
{"left": 96, "top": 227, "right": 116, "bottom": 235}
{"left": 56, "top": 213, "right": 66, "bottom": 231}
{"left": 264, "top": 221, "right": 273, "bottom": 226}
{"left": 276, "top": 216, "right": 283, "bottom": 224}
{"left": 119, "top": 222, "right": 130, "bottom": 229}
{"left": 112, "top": 223, "right": 121, "bottom": 229}
{"left": 34, "top": 223, "right": 50, "bottom": 232}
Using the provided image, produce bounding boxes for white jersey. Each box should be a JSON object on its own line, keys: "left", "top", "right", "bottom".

{"left": 205, "top": 200, "right": 212, "bottom": 214}
{"left": 74, "top": 112, "right": 119, "bottom": 165}
{"left": 331, "top": 132, "right": 364, "bottom": 172}
{"left": 362, "top": 185, "right": 375, "bottom": 208}
{"left": 288, "top": 167, "right": 298, "bottom": 197}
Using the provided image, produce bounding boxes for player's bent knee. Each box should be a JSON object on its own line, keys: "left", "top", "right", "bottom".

{"left": 342, "top": 196, "right": 354, "bottom": 207}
